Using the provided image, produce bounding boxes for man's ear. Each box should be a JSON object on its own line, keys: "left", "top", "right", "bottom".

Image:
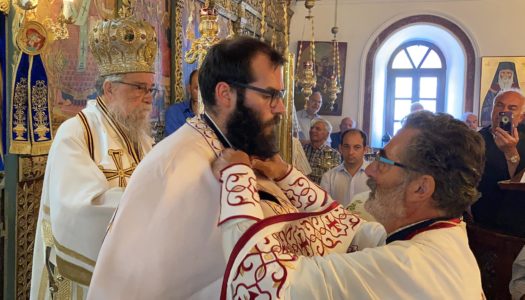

{"left": 103, "top": 80, "right": 113, "bottom": 98}
{"left": 215, "top": 82, "right": 235, "bottom": 109}
{"left": 407, "top": 175, "right": 435, "bottom": 203}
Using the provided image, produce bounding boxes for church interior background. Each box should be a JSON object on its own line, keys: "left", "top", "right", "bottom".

{"left": 1, "top": 0, "right": 524, "bottom": 299}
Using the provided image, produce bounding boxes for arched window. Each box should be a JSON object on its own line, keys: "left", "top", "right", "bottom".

{"left": 385, "top": 41, "right": 446, "bottom": 135}
{"left": 363, "top": 15, "right": 476, "bottom": 148}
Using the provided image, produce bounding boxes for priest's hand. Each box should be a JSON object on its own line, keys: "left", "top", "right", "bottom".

{"left": 212, "top": 149, "right": 251, "bottom": 180}
{"left": 252, "top": 154, "right": 290, "bottom": 180}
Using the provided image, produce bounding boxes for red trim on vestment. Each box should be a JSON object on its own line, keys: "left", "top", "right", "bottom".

{"left": 219, "top": 163, "right": 252, "bottom": 182}
{"left": 404, "top": 218, "right": 461, "bottom": 241}
{"left": 274, "top": 165, "right": 293, "bottom": 182}
{"left": 220, "top": 201, "right": 342, "bottom": 300}
{"left": 218, "top": 215, "right": 262, "bottom": 226}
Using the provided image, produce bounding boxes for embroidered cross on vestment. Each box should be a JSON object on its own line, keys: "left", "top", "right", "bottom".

{"left": 98, "top": 149, "right": 136, "bottom": 187}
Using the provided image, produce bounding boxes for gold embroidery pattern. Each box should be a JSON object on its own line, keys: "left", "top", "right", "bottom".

{"left": 31, "top": 80, "right": 51, "bottom": 141}
{"left": 12, "top": 77, "right": 28, "bottom": 140}
{"left": 54, "top": 268, "right": 73, "bottom": 300}
{"left": 16, "top": 179, "right": 43, "bottom": 300}
{"left": 42, "top": 219, "right": 54, "bottom": 247}
{"left": 0, "top": 0, "right": 9, "bottom": 14}
{"left": 175, "top": 0, "right": 184, "bottom": 100}
{"left": 98, "top": 149, "right": 136, "bottom": 187}
{"left": 187, "top": 117, "right": 224, "bottom": 157}
{"left": 43, "top": 218, "right": 81, "bottom": 298}
{"left": 19, "top": 155, "right": 47, "bottom": 182}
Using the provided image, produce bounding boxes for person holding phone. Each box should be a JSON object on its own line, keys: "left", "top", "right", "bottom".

{"left": 471, "top": 89, "right": 525, "bottom": 237}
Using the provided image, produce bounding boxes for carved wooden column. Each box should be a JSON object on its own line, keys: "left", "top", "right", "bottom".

{"left": 15, "top": 156, "right": 46, "bottom": 299}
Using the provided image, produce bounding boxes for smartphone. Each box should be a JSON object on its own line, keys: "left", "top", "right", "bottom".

{"left": 498, "top": 111, "right": 513, "bottom": 134}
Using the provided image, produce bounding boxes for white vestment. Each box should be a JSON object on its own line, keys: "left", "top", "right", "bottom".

{"left": 30, "top": 98, "right": 152, "bottom": 300}
{"left": 219, "top": 166, "right": 483, "bottom": 299}
{"left": 87, "top": 117, "right": 378, "bottom": 299}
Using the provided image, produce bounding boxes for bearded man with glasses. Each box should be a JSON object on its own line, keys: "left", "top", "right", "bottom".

{"left": 89, "top": 36, "right": 383, "bottom": 299}
{"left": 215, "top": 111, "right": 485, "bottom": 299}
{"left": 30, "top": 13, "right": 157, "bottom": 300}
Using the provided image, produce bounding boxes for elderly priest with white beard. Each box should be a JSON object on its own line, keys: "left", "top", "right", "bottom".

{"left": 30, "top": 11, "right": 158, "bottom": 300}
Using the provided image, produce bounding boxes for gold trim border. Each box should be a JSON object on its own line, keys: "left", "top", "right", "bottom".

{"left": 54, "top": 237, "right": 96, "bottom": 267}
{"left": 56, "top": 256, "right": 93, "bottom": 287}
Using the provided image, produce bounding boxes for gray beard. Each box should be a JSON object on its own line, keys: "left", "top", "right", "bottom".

{"left": 365, "top": 178, "right": 408, "bottom": 226}
{"left": 499, "top": 77, "right": 514, "bottom": 90}
{"left": 106, "top": 101, "right": 152, "bottom": 145}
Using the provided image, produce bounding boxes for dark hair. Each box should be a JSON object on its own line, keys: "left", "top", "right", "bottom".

{"left": 401, "top": 111, "right": 485, "bottom": 217}
{"left": 340, "top": 128, "right": 368, "bottom": 147}
{"left": 198, "top": 36, "right": 286, "bottom": 109}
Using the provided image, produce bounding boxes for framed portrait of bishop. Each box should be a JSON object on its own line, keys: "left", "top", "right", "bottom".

{"left": 479, "top": 56, "right": 525, "bottom": 127}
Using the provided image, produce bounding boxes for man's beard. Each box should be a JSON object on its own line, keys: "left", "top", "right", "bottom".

{"left": 499, "top": 75, "right": 514, "bottom": 90}
{"left": 225, "top": 92, "right": 280, "bottom": 159}
{"left": 365, "top": 177, "right": 408, "bottom": 226}
{"left": 107, "top": 100, "right": 152, "bottom": 145}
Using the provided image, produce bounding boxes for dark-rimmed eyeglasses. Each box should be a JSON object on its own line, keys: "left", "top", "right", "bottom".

{"left": 113, "top": 81, "right": 159, "bottom": 98}
{"left": 228, "top": 81, "right": 285, "bottom": 108}
{"left": 366, "top": 148, "right": 417, "bottom": 172}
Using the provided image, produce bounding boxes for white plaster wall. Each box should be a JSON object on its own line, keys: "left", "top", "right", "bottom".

{"left": 289, "top": 0, "right": 525, "bottom": 130}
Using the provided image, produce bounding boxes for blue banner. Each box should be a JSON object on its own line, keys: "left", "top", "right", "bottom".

{"left": 10, "top": 20, "right": 54, "bottom": 155}
{"left": 9, "top": 49, "right": 52, "bottom": 155}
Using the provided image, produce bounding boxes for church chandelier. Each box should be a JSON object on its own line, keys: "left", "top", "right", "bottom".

{"left": 295, "top": 0, "right": 317, "bottom": 103}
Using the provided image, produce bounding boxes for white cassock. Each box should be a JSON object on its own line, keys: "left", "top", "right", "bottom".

{"left": 30, "top": 97, "right": 152, "bottom": 300}
{"left": 219, "top": 164, "right": 484, "bottom": 300}
{"left": 87, "top": 116, "right": 383, "bottom": 299}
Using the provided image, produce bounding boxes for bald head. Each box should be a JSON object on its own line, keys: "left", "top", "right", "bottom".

{"left": 306, "top": 91, "right": 322, "bottom": 115}
{"left": 339, "top": 117, "right": 355, "bottom": 132}
{"left": 491, "top": 90, "right": 525, "bottom": 129}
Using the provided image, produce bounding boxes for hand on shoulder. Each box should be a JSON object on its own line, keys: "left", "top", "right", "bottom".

{"left": 212, "top": 149, "right": 251, "bottom": 180}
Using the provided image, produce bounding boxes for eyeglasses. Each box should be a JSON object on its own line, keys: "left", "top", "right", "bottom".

{"left": 113, "top": 81, "right": 159, "bottom": 98}
{"left": 366, "top": 148, "right": 417, "bottom": 172}
{"left": 228, "top": 81, "right": 285, "bottom": 108}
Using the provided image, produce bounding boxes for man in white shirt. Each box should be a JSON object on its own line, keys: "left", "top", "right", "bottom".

{"left": 296, "top": 90, "right": 322, "bottom": 141}
{"left": 321, "top": 129, "right": 370, "bottom": 207}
